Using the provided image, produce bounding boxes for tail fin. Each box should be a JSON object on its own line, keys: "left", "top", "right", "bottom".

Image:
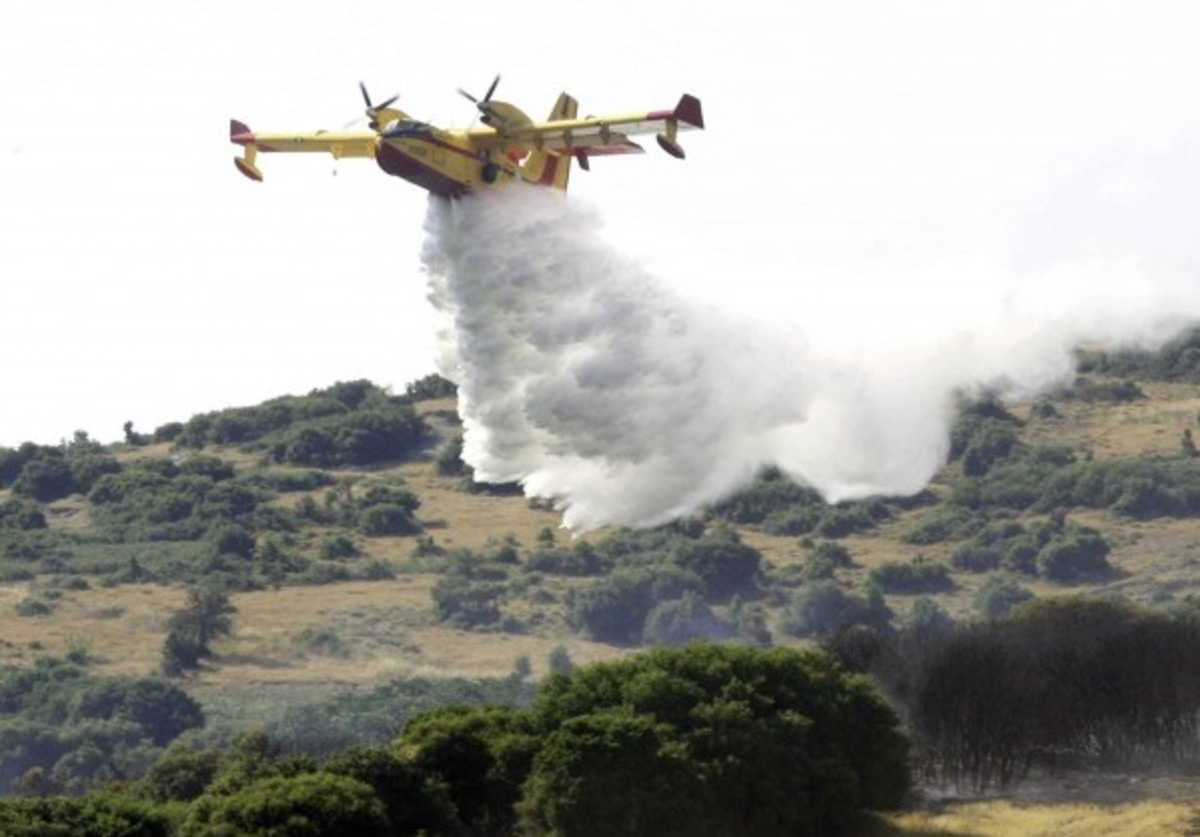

{"left": 521, "top": 92, "right": 577, "bottom": 191}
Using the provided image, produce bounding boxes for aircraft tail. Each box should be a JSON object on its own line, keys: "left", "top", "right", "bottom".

{"left": 521, "top": 92, "right": 577, "bottom": 191}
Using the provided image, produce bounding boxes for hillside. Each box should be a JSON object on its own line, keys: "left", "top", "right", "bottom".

{"left": 6, "top": 343, "right": 1200, "bottom": 830}
{"left": 4, "top": 369, "right": 1200, "bottom": 702}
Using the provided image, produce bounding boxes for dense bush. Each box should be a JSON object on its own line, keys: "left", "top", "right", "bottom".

{"left": 526, "top": 643, "right": 909, "bottom": 835}
{"left": 0, "top": 793, "right": 170, "bottom": 837}
{"left": 524, "top": 542, "right": 610, "bottom": 576}
{"left": 902, "top": 505, "right": 984, "bottom": 545}
{"left": 265, "top": 406, "right": 427, "bottom": 468}
{"left": 0, "top": 659, "right": 204, "bottom": 793}
{"left": 1, "top": 436, "right": 121, "bottom": 503}
{"left": 431, "top": 576, "right": 506, "bottom": 628}
{"left": 950, "top": 517, "right": 1112, "bottom": 581}
{"left": 568, "top": 566, "right": 704, "bottom": 644}
{"left": 974, "top": 575, "right": 1035, "bottom": 619}
{"left": 955, "top": 454, "right": 1200, "bottom": 519}
{"left": 0, "top": 499, "right": 46, "bottom": 531}
{"left": 710, "top": 468, "right": 821, "bottom": 524}
{"left": 781, "top": 581, "right": 892, "bottom": 638}
{"left": 1078, "top": 327, "right": 1200, "bottom": 382}
{"left": 175, "top": 380, "right": 390, "bottom": 449}
{"left": 642, "top": 592, "right": 735, "bottom": 645}
{"left": 87, "top": 460, "right": 262, "bottom": 542}
{"left": 670, "top": 530, "right": 762, "bottom": 599}
{"left": 712, "top": 469, "right": 894, "bottom": 538}
{"left": 403, "top": 373, "right": 458, "bottom": 401}
{"left": 868, "top": 558, "right": 954, "bottom": 594}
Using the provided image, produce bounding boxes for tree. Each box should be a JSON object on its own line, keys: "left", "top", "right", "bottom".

{"left": 324, "top": 745, "right": 457, "bottom": 836}
{"left": 181, "top": 773, "right": 390, "bottom": 837}
{"left": 0, "top": 498, "right": 47, "bottom": 531}
{"left": 137, "top": 743, "right": 221, "bottom": 803}
{"left": 0, "top": 793, "right": 169, "bottom": 837}
{"left": 526, "top": 644, "right": 909, "bottom": 836}
{"left": 522, "top": 711, "right": 701, "bottom": 837}
{"left": 397, "top": 705, "right": 539, "bottom": 836}
{"left": 161, "top": 587, "right": 237, "bottom": 676}
{"left": 13, "top": 455, "right": 75, "bottom": 502}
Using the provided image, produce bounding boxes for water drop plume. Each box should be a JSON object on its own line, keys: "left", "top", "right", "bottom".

{"left": 421, "top": 163, "right": 1200, "bottom": 532}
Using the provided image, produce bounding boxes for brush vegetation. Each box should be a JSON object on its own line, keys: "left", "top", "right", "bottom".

{"left": 4, "top": 333, "right": 1200, "bottom": 831}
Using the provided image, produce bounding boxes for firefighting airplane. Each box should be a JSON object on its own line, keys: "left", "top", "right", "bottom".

{"left": 230, "top": 77, "right": 703, "bottom": 197}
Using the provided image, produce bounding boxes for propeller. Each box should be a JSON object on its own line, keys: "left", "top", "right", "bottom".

{"left": 457, "top": 74, "right": 501, "bottom": 123}
{"left": 358, "top": 82, "right": 400, "bottom": 130}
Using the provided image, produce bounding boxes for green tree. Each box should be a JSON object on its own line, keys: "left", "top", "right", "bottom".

{"left": 137, "top": 743, "right": 220, "bottom": 803}
{"left": 161, "top": 587, "right": 237, "bottom": 676}
{"left": 324, "top": 745, "right": 457, "bottom": 836}
{"left": 522, "top": 711, "right": 701, "bottom": 837}
{"left": 397, "top": 705, "right": 538, "bottom": 836}
{"left": 526, "top": 644, "right": 909, "bottom": 836}
{"left": 0, "top": 793, "right": 169, "bottom": 837}
{"left": 181, "top": 772, "right": 390, "bottom": 837}
{"left": 0, "top": 498, "right": 47, "bottom": 531}
{"left": 13, "top": 455, "right": 75, "bottom": 502}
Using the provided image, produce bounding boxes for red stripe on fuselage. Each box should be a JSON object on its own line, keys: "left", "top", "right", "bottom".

{"left": 537, "top": 155, "right": 559, "bottom": 186}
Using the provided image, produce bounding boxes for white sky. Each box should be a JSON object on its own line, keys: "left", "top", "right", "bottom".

{"left": 2, "top": 1, "right": 1199, "bottom": 447}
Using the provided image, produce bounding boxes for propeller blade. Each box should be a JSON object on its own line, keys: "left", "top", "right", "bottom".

{"left": 376, "top": 93, "right": 399, "bottom": 110}
{"left": 483, "top": 74, "right": 500, "bottom": 102}
{"left": 360, "top": 81, "right": 373, "bottom": 108}
{"left": 458, "top": 87, "right": 479, "bottom": 104}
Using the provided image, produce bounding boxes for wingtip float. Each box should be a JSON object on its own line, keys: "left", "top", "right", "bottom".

{"left": 231, "top": 79, "right": 703, "bottom": 197}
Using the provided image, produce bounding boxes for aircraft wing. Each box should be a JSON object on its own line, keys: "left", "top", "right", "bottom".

{"left": 473, "top": 94, "right": 704, "bottom": 159}
{"left": 230, "top": 120, "right": 377, "bottom": 181}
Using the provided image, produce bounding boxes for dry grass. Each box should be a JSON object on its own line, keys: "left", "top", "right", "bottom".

{"left": 0, "top": 582, "right": 182, "bottom": 671}
{"left": 0, "top": 576, "right": 622, "bottom": 689}
{"left": 883, "top": 798, "right": 1199, "bottom": 836}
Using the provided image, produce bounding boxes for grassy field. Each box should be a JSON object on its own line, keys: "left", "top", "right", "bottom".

{"left": 8, "top": 386, "right": 1200, "bottom": 679}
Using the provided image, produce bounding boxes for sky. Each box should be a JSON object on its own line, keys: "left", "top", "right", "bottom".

{"left": 2, "top": 1, "right": 1199, "bottom": 469}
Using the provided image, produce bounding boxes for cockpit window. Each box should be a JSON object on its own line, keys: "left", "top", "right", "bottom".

{"left": 383, "top": 120, "right": 434, "bottom": 139}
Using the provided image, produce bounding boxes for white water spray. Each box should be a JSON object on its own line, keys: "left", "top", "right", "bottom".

{"left": 421, "top": 139, "right": 1200, "bottom": 532}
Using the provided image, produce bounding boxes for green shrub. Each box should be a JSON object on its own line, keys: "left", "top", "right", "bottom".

{"left": 642, "top": 592, "right": 735, "bottom": 646}
{"left": 432, "top": 577, "right": 505, "bottom": 628}
{"left": 0, "top": 499, "right": 47, "bottom": 532}
{"left": 974, "top": 575, "right": 1035, "bottom": 619}
{"left": 318, "top": 535, "right": 358, "bottom": 560}
{"left": 782, "top": 581, "right": 892, "bottom": 638}
{"left": 903, "top": 506, "right": 984, "bottom": 545}
{"left": 868, "top": 558, "right": 954, "bottom": 594}
{"left": 358, "top": 504, "right": 420, "bottom": 536}
{"left": 568, "top": 566, "right": 704, "bottom": 645}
